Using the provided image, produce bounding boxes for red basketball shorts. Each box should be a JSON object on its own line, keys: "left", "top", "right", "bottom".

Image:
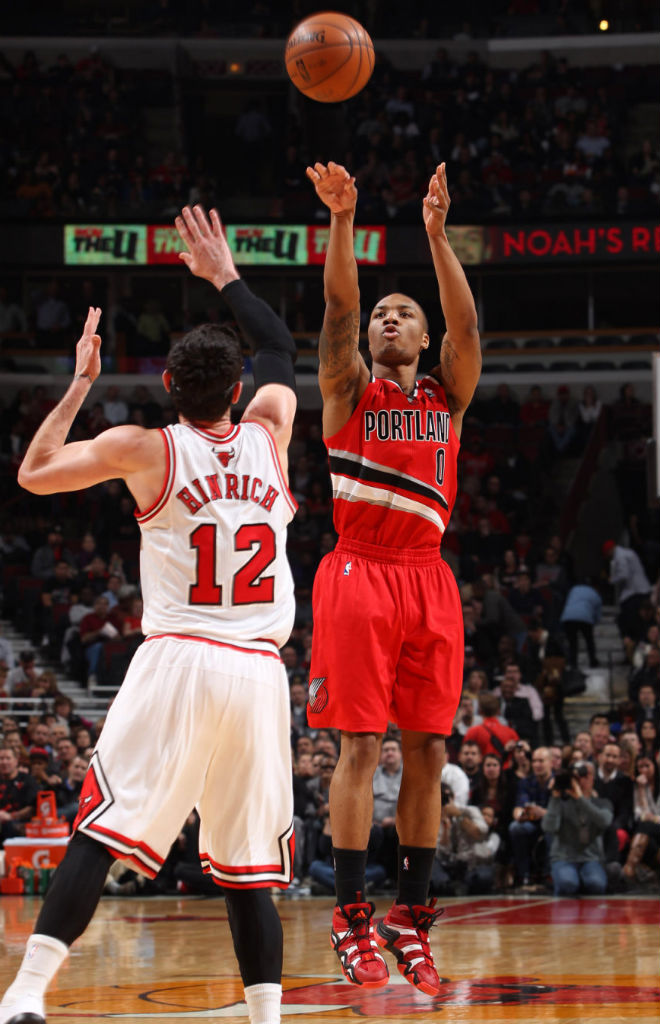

{"left": 308, "top": 537, "right": 464, "bottom": 734}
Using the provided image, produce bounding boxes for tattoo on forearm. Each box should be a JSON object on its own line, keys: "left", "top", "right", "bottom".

{"left": 441, "top": 338, "right": 458, "bottom": 388}
{"left": 319, "top": 308, "right": 360, "bottom": 378}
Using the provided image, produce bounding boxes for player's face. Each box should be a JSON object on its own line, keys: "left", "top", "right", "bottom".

{"left": 368, "top": 294, "right": 429, "bottom": 368}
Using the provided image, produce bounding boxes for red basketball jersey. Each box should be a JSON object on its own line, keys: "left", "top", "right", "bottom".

{"left": 325, "top": 374, "right": 459, "bottom": 549}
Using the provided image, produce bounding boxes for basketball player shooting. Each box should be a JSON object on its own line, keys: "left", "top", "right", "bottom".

{"left": 305, "top": 160, "right": 482, "bottom": 994}
{"left": 0, "top": 206, "right": 298, "bottom": 1024}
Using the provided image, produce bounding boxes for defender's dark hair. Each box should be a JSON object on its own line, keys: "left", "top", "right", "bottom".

{"left": 166, "top": 324, "right": 243, "bottom": 423}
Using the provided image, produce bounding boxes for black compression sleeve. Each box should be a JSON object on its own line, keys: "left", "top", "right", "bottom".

{"left": 220, "top": 278, "right": 297, "bottom": 392}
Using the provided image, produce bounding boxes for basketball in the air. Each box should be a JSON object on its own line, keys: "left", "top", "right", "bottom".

{"left": 285, "top": 11, "right": 375, "bottom": 103}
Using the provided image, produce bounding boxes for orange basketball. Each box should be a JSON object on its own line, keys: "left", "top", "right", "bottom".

{"left": 285, "top": 11, "right": 375, "bottom": 103}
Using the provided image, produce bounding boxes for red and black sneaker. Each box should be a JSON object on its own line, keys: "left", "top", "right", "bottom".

{"left": 376, "top": 899, "right": 444, "bottom": 996}
{"left": 331, "top": 901, "right": 389, "bottom": 988}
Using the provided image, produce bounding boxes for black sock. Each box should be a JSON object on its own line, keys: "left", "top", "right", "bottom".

{"left": 35, "top": 832, "right": 113, "bottom": 946}
{"left": 397, "top": 845, "right": 435, "bottom": 907}
{"left": 332, "top": 847, "right": 368, "bottom": 906}
{"left": 225, "top": 888, "right": 283, "bottom": 986}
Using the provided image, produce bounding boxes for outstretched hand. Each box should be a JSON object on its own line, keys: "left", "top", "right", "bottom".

{"left": 423, "top": 162, "right": 450, "bottom": 237}
{"left": 175, "top": 205, "right": 240, "bottom": 290}
{"left": 74, "top": 306, "right": 102, "bottom": 382}
{"left": 306, "top": 161, "right": 357, "bottom": 215}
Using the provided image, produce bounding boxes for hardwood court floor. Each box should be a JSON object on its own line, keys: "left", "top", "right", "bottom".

{"left": 1, "top": 893, "right": 658, "bottom": 1022}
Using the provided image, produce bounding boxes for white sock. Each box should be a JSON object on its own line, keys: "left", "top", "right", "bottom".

{"left": 244, "top": 982, "right": 282, "bottom": 1024}
{"left": 0, "top": 933, "right": 69, "bottom": 1020}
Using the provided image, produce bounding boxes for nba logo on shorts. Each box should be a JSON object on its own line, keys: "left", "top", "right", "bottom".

{"left": 403, "top": 855, "right": 410, "bottom": 872}
{"left": 343, "top": 561, "right": 352, "bottom": 576}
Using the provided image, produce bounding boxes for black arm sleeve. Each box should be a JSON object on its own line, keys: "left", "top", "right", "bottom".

{"left": 220, "top": 278, "right": 297, "bottom": 392}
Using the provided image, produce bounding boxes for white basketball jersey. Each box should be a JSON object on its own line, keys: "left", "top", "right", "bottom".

{"left": 136, "top": 420, "right": 297, "bottom": 652}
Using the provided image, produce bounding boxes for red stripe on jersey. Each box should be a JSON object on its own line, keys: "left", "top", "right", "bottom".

{"left": 188, "top": 423, "right": 241, "bottom": 443}
{"left": 245, "top": 421, "right": 298, "bottom": 516}
{"left": 135, "top": 427, "right": 176, "bottom": 523}
{"left": 144, "top": 632, "right": 282, "bottom": 659}
{"left": 83, "top": 821, "right": 164, "bottom": 866}
{"left": 200, "top": 852, "right": 282, "bottom": 874}
{"left": 208, "top": 876, "right": 291, "bottom": 890}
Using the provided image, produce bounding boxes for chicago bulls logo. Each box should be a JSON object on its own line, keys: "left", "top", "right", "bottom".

{"left": 212, "top": 446, "right": 236, "bottom": 467}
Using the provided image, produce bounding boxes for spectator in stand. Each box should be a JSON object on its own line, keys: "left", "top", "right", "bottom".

{"left": 495, "top": 668, "right": 538, "bottom": 747}
{"left": 629, "top": 644, "right": 660, "bottom": 703}
{"left": 452, "top": 692, "right": 483, "bottom": 742}
{"left": 440, "top": 760, "right": 470, "bottom": 809}
{"left": 636, "top": 684, "right": 660, "bottom": 730}
{"left": 622, "top": 754, "right": 660, "bottom": 885}
{"left": 509, "top": 746, "right": 555, "bottom": 888}
{"left": 462, "top": 600, "right": 495, "bottom": 667}
{"left": 0, "top": 745, "right": 38, "bottom": 845}
{"left": 431, "top": 781, "right": 492, "bottom": 896}
{"left": 30, "top": 525, "right": 75, "bottom": 580}
{"left": 560, "top": 579, "right": 602, "bottom": 670}
{"left": 38, "top": 559, "right": 78, "bottom": 652}
{"left": 543, "top": 761, "right": 612, "bottom": 897}
{"left": 546, "top": 385, "right": 579, "bottom": 458}
{"left": 0, "top": 285, "right": 28, "bottom": 336}
{"left": 34, "top": 280, "right": 72, "bottom": 349}
{"left": 457, "top": 740, "right": 483, "bottom": 801}
{"left": 7, "top": 650, "right": 39, "bottom": 697}
{"left": 486, "top": 383, "right": 520, "bottom": 428}
{"left": 638, "top": 720, "right": 659, "bottom": 760}
{"left": 497, "top": 549, "right": 520, "bottom": 590}
{"left": 573, "top": 730, "right": 594, "bottom": 762}
{"left": 507, "top": 569, "right": 542, "bottom": 625}
{"left": 290, "top": 681, "right": 309, "bottom": 738}
{"left": 595, "top": 741, "right": 634, "bottom": 860}
{"left": 520, "top": 385, "right": 549, "bottom": 428}
{"left": 101, "top": 573, "right": 123, "bottom": 610}
{"left": 473, "top": 575, "right": 527, "bottom": 653}
{"left": 79, "top": 594, "right": 123, "bottom": 685}
{"left": 602, "top": 540, "right": 652, "bottom": 657}
{"left": 53, "top": 736, "right": 77, "bottom": 777}
{"left": 576, "top": 385, "right": 602, "bottom": 445}
{"left": 631, "top": 624, "right": 660, "bottom": 671}
{"left": 464, "top": 692, "right": 518, "bottom": 763}
{"left": 56, "top": 755, "right": 88, "bottom": 826}
{"left": 505, "top": 739, "right": 532, "bottom": 795}
{"left": 464, "top": 668, "right": 490, "bottom": 710}
{"left": 589, "top": 714, "right": 614, "bottom": 760}
{"left": 28, "top": 747, "right": 62, "bottom": 795}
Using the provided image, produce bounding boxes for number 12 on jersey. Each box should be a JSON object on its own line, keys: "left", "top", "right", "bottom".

{"left": 189, "top": 522, "right": 276, "bottom": 606}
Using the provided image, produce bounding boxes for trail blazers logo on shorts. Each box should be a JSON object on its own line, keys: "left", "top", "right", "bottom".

{"left": 309, "top": 677, "right": 329, "bottom": 714}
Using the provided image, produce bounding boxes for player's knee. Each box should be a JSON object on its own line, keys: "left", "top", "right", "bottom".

{"left": 338, "top": 733, "right": 381, "bottom": 776}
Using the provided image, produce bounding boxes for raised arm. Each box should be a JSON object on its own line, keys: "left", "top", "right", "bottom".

{"left": 424, "top": 163, "right": 481, "bottom": 436}
{"left": 17, "top": 308, "right": 163, "bottom": 508}
{"left": 175, "top": 205, "right": 297, "bottom": 469}
{"left": 305, "top": 162, "right": 370, "bottom": 433}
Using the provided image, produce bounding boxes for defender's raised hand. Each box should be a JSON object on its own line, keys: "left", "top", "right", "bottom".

{"left": 306, "top": 161, "right": 357, "bottom": 215}
{"left": 74, "top": 306, "right": 102, "bottom": 383}
{"left": 423, "top": 162, "right": 451, "bottom": 237}
{"left": 175, "top": 204, "right": 239, "bottom": 290}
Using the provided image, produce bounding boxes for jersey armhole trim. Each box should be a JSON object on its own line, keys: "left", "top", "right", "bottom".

{"left": 244, "top": 420, "right": 298, "bottom": 516}
{"left": 135, "top": 427, "right": 176, "bottom": 523}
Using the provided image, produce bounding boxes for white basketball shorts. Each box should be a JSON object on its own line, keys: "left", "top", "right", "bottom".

{"left": 74, "top": 634, "right": 294, "bottom": 888}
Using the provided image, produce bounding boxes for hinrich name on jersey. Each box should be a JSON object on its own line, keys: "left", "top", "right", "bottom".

{"left": 364, "top": 409, "right": 450, "bottom": 443}
{"left": 176, "top": 474, "right": 279, "bottom": 514}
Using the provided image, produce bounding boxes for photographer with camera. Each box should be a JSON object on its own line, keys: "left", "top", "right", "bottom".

{"left": 542, "top": 760, "right": 613, "bottom": 896}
